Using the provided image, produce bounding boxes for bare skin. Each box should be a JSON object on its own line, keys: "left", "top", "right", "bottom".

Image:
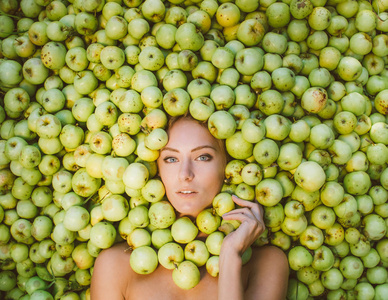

{"left": 91, "top": 242, "right": 289, "bottom": 300}
{"left": 90, "top": 118, "right": 289, "bottom": 299}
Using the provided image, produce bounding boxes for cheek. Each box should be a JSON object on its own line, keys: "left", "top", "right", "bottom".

{"left": 160, "top": 171, "right": 172, "bottom": 187}
{"left": 205, "top": 169, "right": 225, "bottom": 190}
{"left": 216, "top": 160, "right": 226, "bottom": 182}
{"left": 158, "top": 166, "right": 172, "bottom": 192}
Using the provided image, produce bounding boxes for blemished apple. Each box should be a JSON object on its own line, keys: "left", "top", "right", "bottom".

{"left": 196, "top": 208, "right": 221, "bottom": 235}
{"left": 148, "top": 200, "right": 176, "bottom": 229}
{"left": 339, "top": 256, "right": 364, "bottom": 279}
{"left": 207, "top": 110, "right": 237, "bottom": 139}
{"left": 237, "top": 180, "right": 258, "bottom": 199}
{"left": 264, "top": 203, "right": 285, "bottom": 228}
{"left": 184, "top": 240, "right": 210, "bottom": 267}
{"left": 127, "top": 228, "right": 151, "bottom": 249}
{"left": 128, "top": 205, "right": 150, "bottom": 228}
{"left": 255, "top": 179, "right": 284, "bottom": 207}
{"left": 288, "top": 246, "right": 313, "bottom": 271}
{"left": 212, "top": 192, "right": 235, "bottom": 216}
{"left": 294, "top": 161, "right": 326, "bottom": 192}
{"left": 158, "top": 242, "right": 184, "bottom": 269}
{"left": 311, "top": 245, "right": 335, "bottom": 272}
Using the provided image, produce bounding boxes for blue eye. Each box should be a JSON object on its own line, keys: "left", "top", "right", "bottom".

{"left": 197, "top": 154, "right": 212, "bottom": 161}
{"left": 164, "top": 157, "right": 178, "bottom": 163}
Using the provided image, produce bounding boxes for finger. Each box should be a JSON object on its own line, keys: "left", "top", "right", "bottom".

{"left": 224, "top": 207, "right": 266, "bottom": 228}
{"left": 232, "top": 195, "right": 256, "bottom": 207}
{"left": 222, "top": 211, "right": 259, "bottom": 228}
{"left": 222, "top": 212, "right": 265, "bottom": 235}
{"left": 232, "top": 195, "right": 262, "bottom": 220}
{"left": 223, "top": 207, "right": 256, "bottom": 220}
{"left": 223, "top": 208, "right": 265, "bottom": 231}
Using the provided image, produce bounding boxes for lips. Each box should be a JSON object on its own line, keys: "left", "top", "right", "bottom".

{"left": 176, "top": 189, "right": 198, "bottom": 196}
{"left": 177, "top": 190, "right": 197, "bottom": 194}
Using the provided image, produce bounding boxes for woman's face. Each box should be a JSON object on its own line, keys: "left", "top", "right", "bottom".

{"left": 157, "top": 118, "right": 226, "bottom": 218}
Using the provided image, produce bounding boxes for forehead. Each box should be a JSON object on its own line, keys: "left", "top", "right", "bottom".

{"left": 166, "top": 118, "right": 221, "bottom": 150}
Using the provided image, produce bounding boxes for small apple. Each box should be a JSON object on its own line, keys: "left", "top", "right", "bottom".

{"left": 172, "top": 260, "right": 200, "bottom": 290}
{"left": 171, "top": 217, "right": 198, "bottom": 244}
{"left": 130, "top": 246, "right": 158, "bottom": 275}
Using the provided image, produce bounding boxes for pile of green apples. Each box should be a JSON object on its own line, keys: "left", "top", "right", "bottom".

{"left": 0, "top": 0, "right": 388, "bottom": 298}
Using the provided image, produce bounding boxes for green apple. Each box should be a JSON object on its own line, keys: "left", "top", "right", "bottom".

{"left": 89, "top": 221, "right": 116, "bottom": 249}
{"left": 171, "top": 217, "right": 198, "bottom": 244}
{"left": 288, "top": 245, "right": 313, "bottom": 271}
{"left": 196, "top": 208, "right": 221, "bottom": 235}
{"left": 184, "top": 240, "right": 209, "bottom": 267}
{"left": 208, "top": 111, "right": 237, "bottom": 139}
{"left": 130, "top": 246, "right": 158, "bottom": 275}
{"left": 175, "top": 23, "right": 204, "bottom": 51}
{"left": 148, "top": 200, "right": 176, "bottom": 229}
{"left": 226, "top": 131, "right": 253, "bottom": 160}
{"left": 255, "top": 179, "right": 284, "bottom": 207}
{"left": 172, "top": 260, "right": 200, "bottom": 290}
{"left": 158, "top": 242, "right": 184, "bottom": 269}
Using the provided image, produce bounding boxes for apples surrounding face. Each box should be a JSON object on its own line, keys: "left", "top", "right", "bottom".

{"left": 1, "top": 0, "right": 388, "bottom": 296}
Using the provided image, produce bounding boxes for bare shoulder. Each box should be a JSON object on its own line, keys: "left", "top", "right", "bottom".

{"left": 96, "top": 242, "right": 130, "bottom": 261}
{"left": 244, "top": 246, "right": 289, "bottom": 299}
{"left": 90, "top": 242, "right": 131, "bottom": 300}
{"left": 93, "top": 242, "right": 131, "bottom": 273}
{"left": 251, "top": 245, "right": 288, "bottom": 267}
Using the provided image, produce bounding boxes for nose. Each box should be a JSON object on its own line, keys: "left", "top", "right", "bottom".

{"left": 178, "top": 159, "right": 194, "bottom": 182}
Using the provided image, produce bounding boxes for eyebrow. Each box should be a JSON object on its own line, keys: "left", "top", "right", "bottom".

{"left": 160, "top": 145, "right": 218, "bottom": 153}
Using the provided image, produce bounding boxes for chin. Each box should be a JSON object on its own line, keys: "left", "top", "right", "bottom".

{"left": 176, "top": 205, "right": 211, "bottom": 219}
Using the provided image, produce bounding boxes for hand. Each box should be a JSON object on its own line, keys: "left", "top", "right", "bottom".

{"left": 220, "top": 195, "right": 266, "bottom": 256}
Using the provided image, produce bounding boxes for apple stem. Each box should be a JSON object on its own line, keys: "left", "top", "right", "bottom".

{"left": 12, "top": 30, "right": 29, "bottom": 35}
{"left": 264, "top": 163, "right": 278, "bottom": 169}
{"left": 173, "top": 262, "right": 179, "bottom": 270}
{"left": 373, "top": 4, "right": 381, "bottom": 18}
{"left": 83, "top": 190, "right": 99, "bottom": 205}
{"left": 365, "top": 138, "right": 375, "bottom": 145}
{"left": 47, "top": 263, "right": 58, "bottom": 283}
{"left": 0, "top": 10, "right": 21, "bottom": 19}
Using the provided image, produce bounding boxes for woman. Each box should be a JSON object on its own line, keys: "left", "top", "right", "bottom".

{"left": 90, "top": 115, "right": 289, "bottom": 299}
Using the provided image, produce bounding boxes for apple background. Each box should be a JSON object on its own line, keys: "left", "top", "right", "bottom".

{"left": 0, "top": 0, "right": 388, "bottom": 298}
